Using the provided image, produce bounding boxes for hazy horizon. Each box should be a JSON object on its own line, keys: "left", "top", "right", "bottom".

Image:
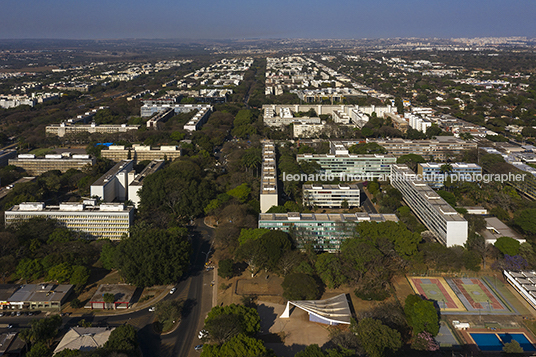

{"left": 1, "top": 0, "right": 536, "bottom": 40}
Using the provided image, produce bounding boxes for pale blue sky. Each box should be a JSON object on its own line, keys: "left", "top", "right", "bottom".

{"left": 1, "top": 0, "right": 535, "bottom": 39}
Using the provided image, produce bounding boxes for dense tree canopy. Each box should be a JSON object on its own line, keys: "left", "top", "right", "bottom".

{"left": 138, "top": 158, "right": 216, "bottom": 223}
{"left": 115, "top": 225, "right": 191, "bottom": 287}
{"left": 203, "top": 304, "right": 261, "bottom": 345}
{"left": 404, "top": 294, "right": 440, "bottom": 336}
{"left": 282, "top": 273, "right": 320, "bottom": 301}
{"left": 352, "top": 318, "right": 402, "bottom": 357}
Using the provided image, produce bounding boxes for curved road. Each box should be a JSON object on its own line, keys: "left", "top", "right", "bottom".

{"left": 0, "top": 219, "right": 215, "bottom": 357}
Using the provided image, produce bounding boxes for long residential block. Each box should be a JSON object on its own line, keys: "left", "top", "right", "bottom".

{"left": 368, "top": 137, "right": 477, "bottom": 160}
{"left": 9, "top": 154, "right": 95, "bottom": 176}
{"left": 297, "top": 153, "right": 395, "bottom": 179}
{"left": 100, "top": 145, "right": 181, "bottom": 162}
{"left": 390, "top": 164, "right": 468, "bottom": 246}
{"left": 46, "top": 123, "right": 139, "bottom": 137}
{"left": 260, "top": 141, "right": 278, "bottom": 213}
{"left": 259, "top": 212, "right": 398, "bottom": 252}
{"left": 5, "top": 202, "right": 134, "bottom": 240}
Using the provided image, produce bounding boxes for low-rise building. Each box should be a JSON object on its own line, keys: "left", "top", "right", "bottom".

{"left": 481, "top": 217, "right": 525, "bottom": 245}
{"left": 7, "top": 284, "right": 73, "bottom": 311}
{"left": 53, "top": 327, "right": 115, "bottom": 355}
{"left": 5, "top": 202, "right": 134, "bottom": 240}
{"left": 390, "top": 164, "right": 468, "bottom": 246}
{"left": 259, "top": 212, "right": 398, "bottom": 252}
{"left": 0, "top": 332, "right": 26, "bottom": 356}
{"left": 87, "top": 284, "right": 136, "bottom": 309}
{"left": 303, "top": 184, "right": 361, "bottom": 208}
{"left": 8, "top": 154, "right": 95, "bottom": 176}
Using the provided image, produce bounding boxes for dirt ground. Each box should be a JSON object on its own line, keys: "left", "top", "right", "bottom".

{"left": 257, "top": 301, "right": 333, "bottom": 357}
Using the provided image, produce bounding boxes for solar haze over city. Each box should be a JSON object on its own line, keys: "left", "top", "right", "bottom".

{"left": 1, "top": 1, "right": 536, "bottom": 357}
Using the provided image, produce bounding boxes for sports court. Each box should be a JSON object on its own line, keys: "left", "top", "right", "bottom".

{"left": 408, "top": 276, "right": 515, "bottom": 314}
{"left": 408, "top": 277, "right": 465, "bottom": 312}
{"left": 447, "top": 278, "right": 510, "bottom": 313}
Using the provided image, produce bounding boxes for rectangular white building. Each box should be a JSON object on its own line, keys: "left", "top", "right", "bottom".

{"left": 90, "top": 160, "right": 134, "bottom": 202}
{"left": 390, "top": 164, "right": 468, "bottom": 246}
{"left": 5, "top": 202, "right": 134, "bottom": 240}
{"left": 303, "top": 184, "right": 361, "bottom": 208}
{"left": 260, "top": 141, "right": 278, "bottom": 213}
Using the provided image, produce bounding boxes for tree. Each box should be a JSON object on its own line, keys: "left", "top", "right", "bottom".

{"left": 437, "top": 190, "right": 456, "bottom": 207}
{"left": 201, "top": 334, "right": 268, "bottom": 357}
{"left": 104, "top": 324, "right": 139, "bottom": 357}
{"left": 70, "top": 298, "right": 83, "bottom": 309}
{"left": 513, "top": 208, "right": 536, "bottom": 235}
{"left": 25, "top": 342, "right": 51, "bottom": 357}
{"left": 315, "top": 254, "right": 347, "bottom": 289}
{"left": 404, "top": 294, "right": 439, "bottom": 336}
{"left": 203, "top": 304, "right": 261, "bottom": 344}
{"left": 115, "top": 226, "right": 191, "bottom": 287}
{"left": 218, "top": 259, "right": 234, "bottom": 279}
{"left": 282, "top": 273, "right": 320, "bottom": 301}
{"left": 238, "top": 228, "right": 269, "bottom": 246}
{"left": 503, "top": 339, "right": 524, "bottom": 354}
{"left": 411, "top": 331, "right": 440, "bottom": 351}
{"left": 494, "top": 237, "right": 521, "bottom": 256}
{"left": 227, "top": 183, "right": 251, "bottom": 203}
{"left": 156, "top": 299, "right": 184, "bottom": 330}
{"left": 100, "top": 241, "right": 117, "bottom": 270}
{"left": 236, "top": 230, "right": 292, "bottom": 274}
{"left": 294, "top": 344, "right": 325, "bottom": 357}
{"left": 103, "top": 293, "right": 115, "bottom": 304}
{"left": 396, "top": 154, "right": 426, "bottom": 172}
{"left": 353, "top": 318, "right": 402, "bottom": 357}
{"left": 20, "top": 315, "right": 62, "bottom": 347}
{"left": 70, "top": 265, "right": 90, "bottom": 291}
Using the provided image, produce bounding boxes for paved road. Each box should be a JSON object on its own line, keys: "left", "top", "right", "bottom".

{"left": 0, "top": 219, "right": 215, "bottom": 357}
{"left": 357, "top": 183, "right": 378, "bottom": 214}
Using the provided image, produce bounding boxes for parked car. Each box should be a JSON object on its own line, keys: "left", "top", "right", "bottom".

{"left": 148, "top": 307, "right": 156, "bottom": 312}
{"left": 194, "top": 345, "right": 203, "bottom": 351}
{"left": 198, "top": 330, "right": 208, "bottom": 339}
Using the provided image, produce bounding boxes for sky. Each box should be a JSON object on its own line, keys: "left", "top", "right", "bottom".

{"left": 1, "top": 0, "right": 536, "bottom": 40}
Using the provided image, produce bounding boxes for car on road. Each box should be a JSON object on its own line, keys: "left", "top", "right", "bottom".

{"left": 194, "top": 345, "right": 203, "bottom": 351}
{"left": 148, "top": 307, "right": 156, "bottom": 312}
{"left": 169, "top": 288, "right": 176, "bottom": 294}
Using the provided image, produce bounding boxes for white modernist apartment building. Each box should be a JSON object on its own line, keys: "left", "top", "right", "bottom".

{"left": 303, "top": 184, "right": 361, "bottom": 208}
{"left": 5, "top": 202, "right": 134, "bottom": 240}
{"left": 90, "top": 159, "right": 165, "bottom": 207}
{"left": 260, "top": 141, "right": 279, "bottom": 213}
{"left": 390, "top": 164, "right": 468, "bottom": 246}
{"left": 90, "top": 160, "right": 134, "bottom": 202}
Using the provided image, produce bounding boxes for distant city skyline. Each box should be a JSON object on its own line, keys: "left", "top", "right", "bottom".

{"left": 1, "top": 0, "right": 536, "bottom": 40}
